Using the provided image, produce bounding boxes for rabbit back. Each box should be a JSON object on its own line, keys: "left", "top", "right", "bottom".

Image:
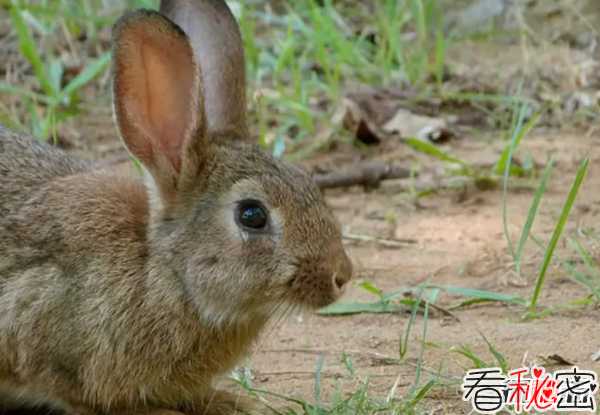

{"left": 0, "top": 125, "right": 92, "bottom": 209}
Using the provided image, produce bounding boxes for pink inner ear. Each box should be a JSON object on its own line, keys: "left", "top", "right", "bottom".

{"left": 114, "top": 21, "right": 199, "bottom": 175}
{"left": 139, "top": 40, "right": 196, "bottom": 172}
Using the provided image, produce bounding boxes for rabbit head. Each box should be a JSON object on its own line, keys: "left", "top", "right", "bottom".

{"left": 111, "top": 0, "right": 353, "bottom": 328}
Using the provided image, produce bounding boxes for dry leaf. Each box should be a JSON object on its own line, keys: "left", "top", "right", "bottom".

{"left": 347, "top": 89, "right": 402, "bottom": 125}
{"left": 341, "top": 97, "right": 386, "bottom": 145}
{"left": 382, "top": 108, "right": 456, "bottom": 144}
{"left": 563, "top": 91, "right": 598, "bottom": 114}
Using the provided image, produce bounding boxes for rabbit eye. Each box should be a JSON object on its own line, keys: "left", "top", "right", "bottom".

{"left": 236, "top": 199, "right": 268, "bottom": 230}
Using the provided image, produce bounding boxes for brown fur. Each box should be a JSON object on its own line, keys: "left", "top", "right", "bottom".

{"left": 0, "top": 1, "right": 352, "bottom": 414}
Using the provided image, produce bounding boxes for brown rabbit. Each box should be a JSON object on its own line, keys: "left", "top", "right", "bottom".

{"left": 0, "top": 0, "right": 353, "bottom": 414}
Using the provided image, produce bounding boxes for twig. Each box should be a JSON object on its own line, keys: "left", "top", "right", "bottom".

{"left": 425, "top": 302, "right": 461, "bottom": 323}
{"left": 314, "top": 161, "right": 413, "bottom": 189}
{"left": 260, "top": 348, "right": 398, "bottom": 363}
{"left": 253, "top": 370, "right": 405, "bottom": 380}
{"left": 343, "top": 232, "right": 418, "bottom": 248}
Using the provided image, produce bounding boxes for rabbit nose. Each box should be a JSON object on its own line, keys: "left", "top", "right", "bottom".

{"left": 334, "top": 274, "right": 349, "bottom": 290}
{"left": 333, "top": 250, "right": 353, "bottom": 291}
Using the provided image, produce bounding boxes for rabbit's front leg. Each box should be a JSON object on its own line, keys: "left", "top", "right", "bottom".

{"left": 181, "top": 390, "right": 263, "bottom": 415}
{"left": 107, "top": 409, "right": 185, "bottom": 415}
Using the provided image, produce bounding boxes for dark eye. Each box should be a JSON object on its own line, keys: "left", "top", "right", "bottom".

{"left": 236, "top": 199, "right": 268, "bottom": 230}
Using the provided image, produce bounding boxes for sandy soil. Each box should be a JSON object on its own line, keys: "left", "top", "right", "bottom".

{"left": 237, "top": 129, "right": 600, "bottom": 413}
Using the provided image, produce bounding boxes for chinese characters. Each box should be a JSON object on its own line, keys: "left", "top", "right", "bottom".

{"left": 462, "top": 365, "right": 597, "bottom": 413}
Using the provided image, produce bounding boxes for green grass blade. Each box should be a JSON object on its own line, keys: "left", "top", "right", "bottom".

{"left": 341, "top": 350, "right": 356, "bottom": 376}
{"left": 525, "top": 300, "right": 594, "bottom": 319}
{"left": 316, "top": 301, "right": 404, "bottom": 315}
{"left": 403, "top": 137, "right": 474, "bottom": 169}
{"left": 495, "top": 111, "right": 539, "bottom": 176}
{"left": 0, "top": 82, "right": 52, "bottom": 104}
{"left": 407, "top": 379, "right": 436, "bottom": 411}
{"left": 408, "top": 301, "right": 429, "bottom": 397}
{"left": 427, "top": 285, "right": 527, "bottom": 305}
{"left": 528, "top": 156, "right": 590, "bottom": 314}
{"left": 58, "top": 51, "right": 112, "bottom": 102}
{"left": 27, "top": 101, "right": 43, "bottom": 139}
{"left": 453, "top": 344, "right": 491, "bottom": 369}
{"left": 352, "top": 378, "right": 370, "bottom": 415}
{"left": 314, "top": 355, "right": 324, "bottom": 406}
{"left": 3, "top": 4, "right": 116, "bottom": 25}
{"left": 9, "top": 4, "right": 54, "bottom": 96}
{"left": 433, "top": 14, "right": 447, "bottom": 83}
{"left": 568, "top": 236, "right": 600, "bottom": 288}
{"left": 382, "top": 287, "right": 415, "bottom": 302}
{"left": 356, "top": 280, "right": 385, "bottom": 300}
{"left": 478, "top": 331, "right": 507, "bottom": 373}
{"left": 514, "top": 159, "right": 554, "bottom": 276}
{"left": 48, "top": 58, "right": 64, "bottom": 95}
{"left": 500, "top": 102, "right": 530, "bottom": 262}
{"left": 399, "top": 278, "right": 430, "bottom": 361}
{"left": 561, "top": 260, "right": 600, "bottom": 299}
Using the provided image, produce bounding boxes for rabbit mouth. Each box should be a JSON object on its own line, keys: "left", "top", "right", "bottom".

{"left": 284, "top": 273, "right": 343, "bottom": 311}
{"left": 284, "top": 251, "right": 351, "bottom": 310}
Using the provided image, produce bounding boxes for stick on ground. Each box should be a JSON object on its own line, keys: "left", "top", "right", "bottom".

{"left": 314, "top": 161, "right": 414, "bottom": 189}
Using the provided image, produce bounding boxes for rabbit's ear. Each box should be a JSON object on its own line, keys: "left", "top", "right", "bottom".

{"left": 160, "top": 0, "right": 249, "bottom": 142}
{"left": 111, "top": 9, "right": 207, "bottom": 200}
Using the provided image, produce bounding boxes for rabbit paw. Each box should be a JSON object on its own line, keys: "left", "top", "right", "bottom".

{"left": 186, "top": 389, "right": 263, "bottom": 415}
{"left": 102, "top": 408, "right": 185, "bottom": 415}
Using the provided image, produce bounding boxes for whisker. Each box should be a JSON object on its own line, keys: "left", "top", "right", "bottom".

{"left": 203, "top": 388, "right": 219, "bottom": 415}
{"left": 245, "top": 300, "right": 292, "bottom": 365}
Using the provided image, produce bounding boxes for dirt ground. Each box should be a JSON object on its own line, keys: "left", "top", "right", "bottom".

{"left": 234, "top": 131, "right": 600, "bottom": 412}
{"left": 248, "top": 130, "right": 600, "bottom": 411}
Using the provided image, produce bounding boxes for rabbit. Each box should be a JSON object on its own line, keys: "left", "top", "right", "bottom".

{"left": 0, "top": 0, "right": 353, "bottom": 413}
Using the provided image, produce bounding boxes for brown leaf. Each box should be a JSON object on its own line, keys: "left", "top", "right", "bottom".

{"left": 61, "top": 65, "right": 84, "bottom": 88}
{"left": 382, "top": 108, "right": 456, "bottom": 144}
{"left": 341, "top": 97, "right": 388, "bottom": 145}
{"left": 347, "top": 89, "right": 401, "bottom": 125}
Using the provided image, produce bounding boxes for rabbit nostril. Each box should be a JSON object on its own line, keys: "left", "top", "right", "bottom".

{"left": 335, "top": 253, "right": 353, "bottom": 290}
{"left": 330, "top": 246, "right": 353, "bottom": 292}
{"left": 334, "top": 274, "right": 349, "bottom": 290}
